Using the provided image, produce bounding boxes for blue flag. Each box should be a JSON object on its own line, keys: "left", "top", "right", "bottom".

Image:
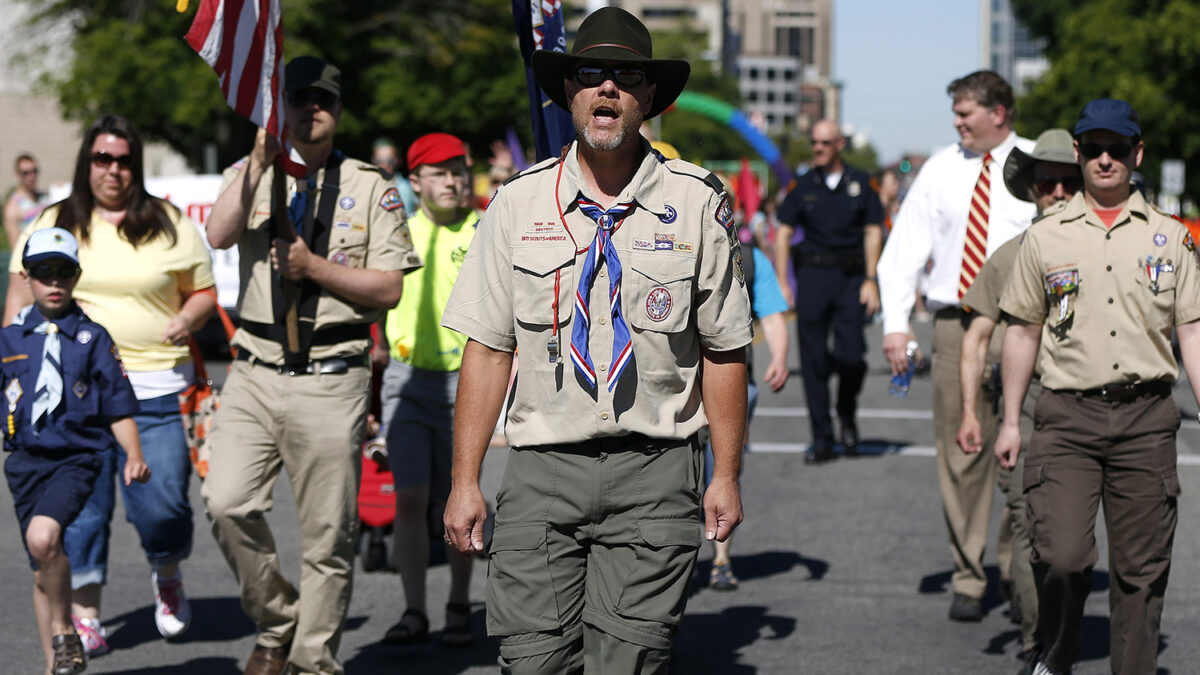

{"left": 512, "top": 0, "right": 576, "bottom": 162}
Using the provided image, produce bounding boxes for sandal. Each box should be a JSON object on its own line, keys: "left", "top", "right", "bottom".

{"left": 381, "top": 608, "right": 430, "bottom": 645}
{"left": 441, "top": 602, "right": 475, "bottom": 648}
{"left": 51, "top": 632, "right": 87, "bottom": 675}
{"left": 709, "top": 562, "right": 739, "bottom": 591}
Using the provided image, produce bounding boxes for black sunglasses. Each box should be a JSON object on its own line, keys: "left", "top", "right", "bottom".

{"left": 286, "top": 89, "right": 339, "bottom": 109}
{"left": 1078, "top": 142, "right": 1132, "bottom": 160}
{"left": 91, "top": 152, "right": 133, "bottom": 170}
{"left": 1033, "top": 175, "right": 1083, "bottom": 196}
{"left": 572, "top": 66, "right": 647, "bottom": 88}
{"left": 27, "top": 264, "right": 80, "bottom": 281}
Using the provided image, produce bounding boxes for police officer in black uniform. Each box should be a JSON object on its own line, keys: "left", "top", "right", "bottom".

{"left": 775, "top": 120, "right": 884, "bottom": 463}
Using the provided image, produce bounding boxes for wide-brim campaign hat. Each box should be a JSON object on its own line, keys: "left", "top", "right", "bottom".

{"left": 1003, "top": 129, "right": 1077, "bottom": 202}
{"left": 532, "top": 6, "right": 690, "bottom": 119}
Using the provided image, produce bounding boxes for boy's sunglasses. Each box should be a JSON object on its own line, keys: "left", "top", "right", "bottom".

{"left": 1078, "top": 142, "right": 1132, "bottom": 160}
{"left": 1033, "top": 176, "right": 1083, "bottom": 196}
{"left": 27, "top": 265, "right": 80, "bottom": 281}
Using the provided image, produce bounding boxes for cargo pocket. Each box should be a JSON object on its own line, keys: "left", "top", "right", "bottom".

{"left": 1162, "top": 472, "right": 1182, "bottom": 501}
{"left": 614, "top": 519, "right": 700, "bottom": 625}
{"left": 627, "top": 252, "right": 694, "bottom": 333}
{"left": 486, "top": 523, "right": 561, "bottom": 636}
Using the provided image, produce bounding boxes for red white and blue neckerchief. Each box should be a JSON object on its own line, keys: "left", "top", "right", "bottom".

{"left": 570, "top": 195, "right": 636, "bottom": 393}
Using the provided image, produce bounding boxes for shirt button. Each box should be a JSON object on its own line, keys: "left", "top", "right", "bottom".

{"left": 599, "top": 270, "right": 606, "bottom": 278}
{"left": 1108, "top": 298, "right": 1114, "bottom": 304}
{"left": 1106, "top": 265, "right": 1112, "bottom": 272}
{"left": 1106, "top": 233, "right": 1112, "bottom": 240}
{"left": 1110, "top": 330, "right": 1117, "bottom": 336}
{"left": 599, "top": 363, "right": 607, "bottom": 372}
{"left": 601, "top": 412, "right": 609, "bottom": 420}
{"left": 1113, "top": 364, "right": 1119, "bottom": 370}
{"left": 599, "top": 317, "right": 607, "bottom": 325}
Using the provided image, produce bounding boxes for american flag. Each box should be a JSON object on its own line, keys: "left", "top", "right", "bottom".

{"left": 185, "top": 0, "right": 285, "bottom": 140}
{"left": 513, "top": 0, "right": 575, "bottom": 162}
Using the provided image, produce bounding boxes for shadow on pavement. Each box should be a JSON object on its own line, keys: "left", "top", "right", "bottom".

{"left": 105, "top": 596, "right": 255, "bottom": 650}
{"left": 102, "top": 656, "right": 241, "bottom": 674}
{"left": 343, "top": 605, "right": 501, "bottom": 674}
{"left": 691, "top": 550, "right": 829, "bottom": 598}
{"left": 671, "top": 605, "right": 796, "bottom": 674}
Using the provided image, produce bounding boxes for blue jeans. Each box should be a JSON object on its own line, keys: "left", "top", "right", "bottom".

{"left": 64, "top": 393, "right": 194, "bottom": 588}
{"left": 704, "top": 379, "right": 758, "bottom": 487}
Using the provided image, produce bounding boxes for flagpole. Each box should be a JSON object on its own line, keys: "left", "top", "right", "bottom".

{"left": 271, "top": 158, "right": 301, "bottom": 354}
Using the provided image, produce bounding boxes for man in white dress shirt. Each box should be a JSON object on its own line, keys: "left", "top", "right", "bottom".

{"left": 877, "top": 70, "right": 1035, "bottom": 622}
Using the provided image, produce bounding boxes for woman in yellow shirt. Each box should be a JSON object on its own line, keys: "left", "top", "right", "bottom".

{"left": 5, "top": 115, "right": 216, "bottom": 657}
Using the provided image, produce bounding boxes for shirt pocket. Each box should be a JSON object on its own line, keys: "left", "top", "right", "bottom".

{"left": 327, "top": 227, "right": 368, "bottom": 268}
{"left": 61, "top": 364, "right": 103, "bottom": 425}
{"left": 627, "top": 251, "right": 695, "bottom": 333}
{"left": 1131, "top": 258, "right": 1177, "bottom": 332}
{"left": 512, "top": 246, "right": 575, "bottom": 329}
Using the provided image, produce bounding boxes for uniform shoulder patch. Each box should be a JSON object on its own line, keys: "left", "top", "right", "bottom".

{"left": 715, "top": 195, "right": 734, "bottom": 230}
{"left": 702, "top": 172, "right": 726, "bottom": 195}
{"left": 380, "top": 187, "right": 403, "bottom": 211}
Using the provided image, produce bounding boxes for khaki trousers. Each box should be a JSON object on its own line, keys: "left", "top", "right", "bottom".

{"left": 488, "top": 436, "right": 702, "bottom": 675}
{"left": 1026, "top": 389, "right": 1180, "bottom": 675}
{"left": 932, "top": 315, "right": 999, "bottom": 599}
{"left": 996, "top": 378, "right": 1041, "bottom": 653}
{"left": 202, "top": 361, "right": 369, "bottom": 675}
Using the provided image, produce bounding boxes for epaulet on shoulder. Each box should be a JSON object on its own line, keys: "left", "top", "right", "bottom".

{"left": 350, "top": 158, "right": 388, "bottom": 179}
{"left": 660, "top": 159, "right": 726, "bottom": 195}
{"left": 1149, "top": 202, "right": 1185, "bottom": 224}
{"left": 1034, "top": 200, "right": 1069, "bottom": 223}
{"left": 502, "top": 155, "right": 560, "bottom": 187}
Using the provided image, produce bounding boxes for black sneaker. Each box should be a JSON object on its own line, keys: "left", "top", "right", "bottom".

{"left": 804, "top": 442, "right": 836, "bottom": 465}
{"left": 839, "top": 418, "right": 859, "bottom": 456}
{"left": 948, "top": 593, "right": 983, "bottom": 622}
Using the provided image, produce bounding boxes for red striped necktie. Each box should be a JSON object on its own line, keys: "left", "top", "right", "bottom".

{"left": 958, "top": 152, "right": 992, "bottom": 299}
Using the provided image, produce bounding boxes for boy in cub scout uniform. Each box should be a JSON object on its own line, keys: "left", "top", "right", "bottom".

{"left": 997, "top": 99, "right": 1200, "bottom": 675}
{"left": 202, "top": 56, "right": 420, "bottom": 675}
{"left": 440, "top": 7, "right": 752, "bottom": 673}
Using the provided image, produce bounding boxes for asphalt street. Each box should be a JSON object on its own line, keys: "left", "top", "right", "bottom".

{"left": 5, "top": 320, "right": 1200, "bottom": 674}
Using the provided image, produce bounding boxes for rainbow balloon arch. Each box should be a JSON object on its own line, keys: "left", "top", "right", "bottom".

{"left": 665, "top": 91, "right": 795, "bottom": 188}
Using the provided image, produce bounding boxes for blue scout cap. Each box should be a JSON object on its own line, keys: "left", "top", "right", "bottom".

{"left": 1074, "top": 99, "right": 1141, "bottom": 138}
{"left": 23, "top": 227, "right": 80, "bottom": 266}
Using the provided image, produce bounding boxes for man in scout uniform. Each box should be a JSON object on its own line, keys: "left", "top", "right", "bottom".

{"left": 376, "top": 132, "right": 479, "bottom": 647}
{"left": 997, "top": 99, "right": 1200, "bottom": 675}
{"left": 956, "top": 128, "right": 1081, "bottom": 657}
{"left": 202, "top": 55, "right": 421, "bottom": 675}
{"left": 774, "top": 119, "right": 883, "bottom": 463}
{"left": 440, "top": 7, "right": 752, "bottom": 673}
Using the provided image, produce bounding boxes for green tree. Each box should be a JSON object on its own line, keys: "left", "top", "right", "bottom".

{"left": 19, "top": 0, "right": 528, "bottom": 170}
{"left": 1011, "top": 0, "right": 1200, "bottom": 196}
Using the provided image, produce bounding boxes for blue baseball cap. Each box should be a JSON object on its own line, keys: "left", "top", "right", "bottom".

{"left": 1074, "top": 98, "right": 1141, "bottom": 138}
{"left": 23, "top": 227, "right": 80, "bottom": 266}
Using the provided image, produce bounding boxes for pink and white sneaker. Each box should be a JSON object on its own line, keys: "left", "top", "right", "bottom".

{"left": 152, "top": 569, "right": 192, "bottom": 638}
{"left": 72, "top": 615, "right": 108, "bottom": 657}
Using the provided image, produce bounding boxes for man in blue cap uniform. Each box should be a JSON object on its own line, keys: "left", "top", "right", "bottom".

{"left": 997, "top": 99, "right": 1200, "bottom": 675}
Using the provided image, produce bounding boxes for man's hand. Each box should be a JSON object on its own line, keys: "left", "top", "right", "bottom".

{"left": 444, "top": 483, "right": 488, "bottom": 553}
{"left": 763, "top": 355, "right": 788, "bottom": 392}
{"left": 271, "top": 236, "right": 317, "bottom": 280}
{"left": 882, "top": 332, "right": 911, "bottom": 375}
{"left": 956, "top": 411, "right": 983, "bottom": 454}
{"left": 703, "top": 476, "right": 743, "bottom": 542}
{"left": 250, "top": 126, "right": 282, "bottom": 171}
{"left": 860, "top": 279, "right": 880, "bottom": 317}
{"left": 994, "top": 423, "right": 1022, "bottom": 470}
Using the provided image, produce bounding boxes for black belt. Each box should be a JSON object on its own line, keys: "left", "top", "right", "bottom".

{"left": 934, "top": 307, "right": 963, "bottom": 320}
{"left": 529, "top": 433, "right": 699, "bottom": 454}
{"left": 239, "top": 320, "right": 372, "bottom": 348}
{"left": 793, "top": 251, "right": 864, "bottom": 269}
{"left": 236, "top": 350, "right": 368, "bottom": 376}
{"left": 1061, "top": 380, "right": 1172, "bottom": 403}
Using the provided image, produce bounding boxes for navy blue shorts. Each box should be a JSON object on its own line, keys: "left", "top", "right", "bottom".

{"left": 5, "top": 448, "right": 102, "bottom": 569}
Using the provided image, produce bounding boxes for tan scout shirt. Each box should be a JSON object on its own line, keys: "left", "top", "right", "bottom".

{"left": 218, "top": 154, "right": 422, "bottom": 363}
{"left": 1000, "top": 191, "right": 1200, "bottom": 390}
{"left": 443, "top": 141, "right": 754, "bottom": 447}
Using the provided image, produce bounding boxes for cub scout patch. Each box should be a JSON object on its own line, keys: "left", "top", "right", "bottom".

{"left": 78, "top": 330, "right": 92, "bottom": 344}
{"left": 659, "top": 205, "right": 678, "bottom": 224}
{"left": 330, "top": 251, "right": 349, "bottom": 266}
{"left": 732, "top": 241, "right": 745, "bottom": 285}
{"left": 73, "top": 380, "right": 88, "bottom": 399}
{"left": 1154, "top": 233, "right": 1167, "bottom": 247}
{"left": 715, "top": 196, "right": 734, "bottom": 230}
{"left": 847, "top": 181, "right": 861, "bottom": 197}
{"left": 379, "top": 188, "right": 403, "bottom": 212}
{"left": 5, "top": 379, "right": 21, "bottom": 407}
{"left": 339, "top": 196, "right": 356, "bottom": 210}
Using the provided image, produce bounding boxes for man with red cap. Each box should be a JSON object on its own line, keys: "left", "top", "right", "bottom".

{"left": 375, "top": 132, "right": 480, "bottom": 648}
{"left": 442, "top": 6, "right": 751, "bottom": 673}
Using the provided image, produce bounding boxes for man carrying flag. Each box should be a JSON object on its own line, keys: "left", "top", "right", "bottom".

{"left": 202, "top": 56, "right": 421, "bottom": 675}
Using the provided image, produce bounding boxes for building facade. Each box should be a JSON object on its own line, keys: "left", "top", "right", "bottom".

{"left": 980, "top": 0, "right": 1047, "bottom": 95}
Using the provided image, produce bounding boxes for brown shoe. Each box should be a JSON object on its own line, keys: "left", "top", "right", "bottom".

{"left": 244, "top": 643, "right": 290, "bottom": 675}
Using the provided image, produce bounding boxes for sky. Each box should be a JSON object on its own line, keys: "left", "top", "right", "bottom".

{"left": 834, "top": 0, "right": 981, "bottom": 164}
